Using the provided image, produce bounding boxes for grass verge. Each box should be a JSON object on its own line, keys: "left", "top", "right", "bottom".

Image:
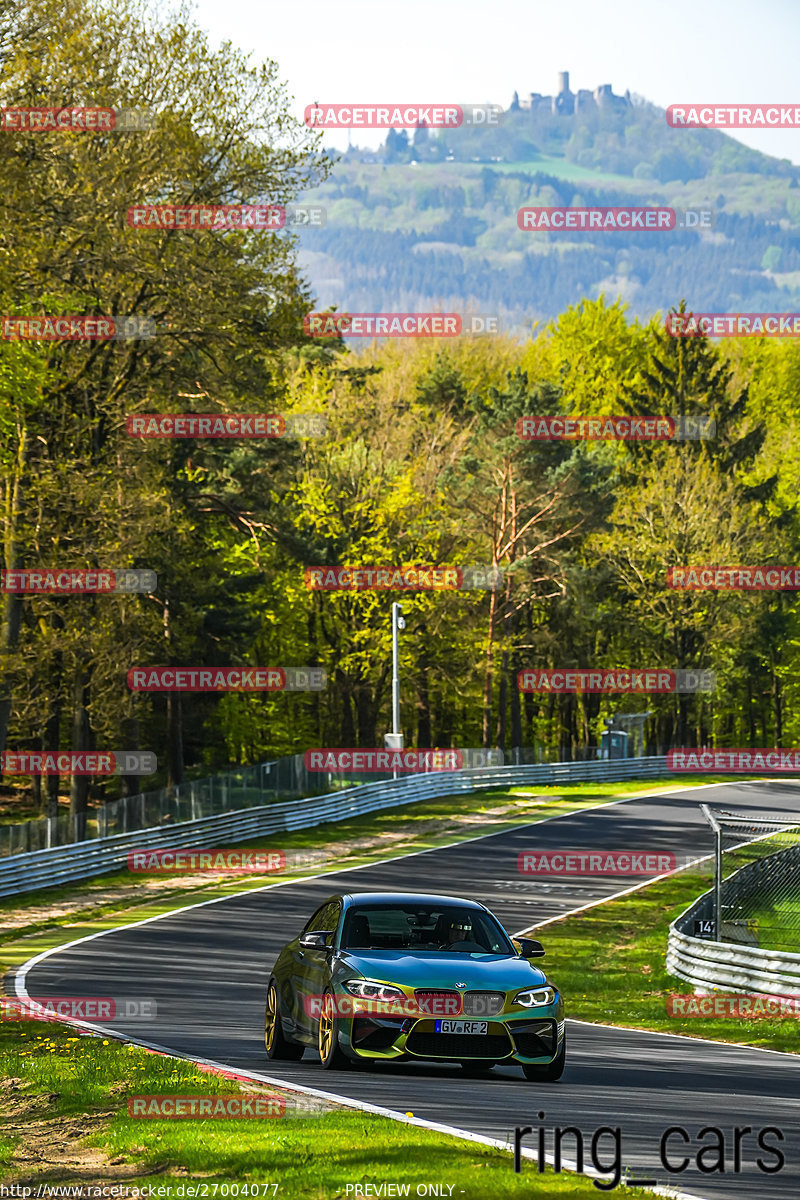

{"left": 0, "top": 1018, "right": 656, "bottom": 1196}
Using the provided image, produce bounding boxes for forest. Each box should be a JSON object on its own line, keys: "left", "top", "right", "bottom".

{"left": 1, "top": 0, "right": 799, "bottom": 826}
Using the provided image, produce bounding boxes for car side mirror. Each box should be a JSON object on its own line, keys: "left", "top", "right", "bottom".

{"left": 299, "top": 931, "right": 333, "bottom": 951}
{"left": 516, "top": 937, "right": 545, "bottom": 958}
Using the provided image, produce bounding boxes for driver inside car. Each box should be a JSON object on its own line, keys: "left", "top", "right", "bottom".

{"left": 436, "top": 914, "right": 485, "bottom": 951}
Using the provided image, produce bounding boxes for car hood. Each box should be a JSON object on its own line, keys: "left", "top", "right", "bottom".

{"left": 335, "top": 949, "right": 547, "bottom": 990}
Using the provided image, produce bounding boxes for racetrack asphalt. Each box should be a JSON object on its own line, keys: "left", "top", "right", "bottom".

{"left": 18, "top": 779, "right": 800, "bottom": 1199}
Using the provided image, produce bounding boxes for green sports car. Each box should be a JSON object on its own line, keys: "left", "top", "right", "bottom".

{"left": 264, "top": 891, "right": 566, "bottom": 1080}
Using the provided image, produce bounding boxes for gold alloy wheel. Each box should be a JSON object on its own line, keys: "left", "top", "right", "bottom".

{"left": 265, "top": 984, "right": 278, "bottom": 1050}
{"left": 318, "top": 993, "right": 334, "bottom": 1062}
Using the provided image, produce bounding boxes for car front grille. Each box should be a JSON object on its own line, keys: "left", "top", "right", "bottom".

{"left": 510, "top": 1019, "right": 557, "bottom": 1058}
{"left": 405, "top": 1029, "right": 512, "bottom": 1060}
{"left": 413, "top": 989, "right": 506, "bottom": 1017}
{"left": 462, "top": 991, "right": 505, "bottom": 1017}
{"left": 413, "top": 990, "right": 462, "bottom": 1016}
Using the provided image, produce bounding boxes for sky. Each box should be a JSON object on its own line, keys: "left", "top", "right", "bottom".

{"left": 190, "top": 0, "right": 800, "bottom": 164}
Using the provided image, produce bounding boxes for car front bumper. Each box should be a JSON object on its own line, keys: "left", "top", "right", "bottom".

{"left": 342, "top": 1008, "right": 565, "bottom": 1064}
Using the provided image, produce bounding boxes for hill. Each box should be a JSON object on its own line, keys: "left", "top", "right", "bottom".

{"left": 296, "top": 87, "right": 800, "bottom": 331}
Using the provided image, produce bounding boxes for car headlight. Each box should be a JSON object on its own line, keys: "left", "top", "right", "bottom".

{"left": 513, "top": 985, "right": 556, "bottom": 1007}
{"left": 343, "top": 980, "right": 406, "bottom": 1002}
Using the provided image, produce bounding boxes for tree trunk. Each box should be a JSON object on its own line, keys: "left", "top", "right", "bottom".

{"left": 0, "top": 429, "right": 31, "bottom": 762}
{"left": 166, "top": 693, "right": 184, "bottom": 787}
{"left": 28, "top": 733, "right": 42, "bottom": 810}
{"left": 355, "top": 683, "right": 376, "bottom": 746}
{"left": 773, "top": 669, "right": 783, "bottom": 747}
{"left": 416, "top": 666, "right": 432, "bottom": 748}
{"left": 69, "top": 668, "right": 91, "bottom": 841}
{"left": 120, "top": 715, "right": 140, "bottom": 798}
{"left": 481, "top": 582, "right": 498, "bottom": 749}
{"left": 162, "top": 596, "right": 184, "bottom": 786}
{"left": 43, "top": 621, "right": 64, "bottom": 818}
{"left": 338, "top": 670, "right": 356, "bottom": 746}
{"left": 495, "top": 644, "right": 508, "bottom": 752}
{"left": 510, "top": 644, "right": 522, "bottom": 754}
{"left": 746, "top": 677, "right": 756, "bottom": 746}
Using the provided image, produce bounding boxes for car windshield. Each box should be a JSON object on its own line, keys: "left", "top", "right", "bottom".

{"left": 339, "top": 904, "right": 514, "bottom": 954}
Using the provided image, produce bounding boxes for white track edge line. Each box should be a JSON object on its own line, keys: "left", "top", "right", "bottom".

{"left": 0, "top": 1002, "right": 705, "bottom": 1200}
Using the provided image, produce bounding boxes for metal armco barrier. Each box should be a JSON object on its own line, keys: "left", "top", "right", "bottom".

{"left": 0, "top": 756, "right": 668, "bottom": 897}
{"left": 668, "top": 845, "right": 800, "bottom": 994}
{"left": 667, "top": 923, "right": 800, "bottom": 994}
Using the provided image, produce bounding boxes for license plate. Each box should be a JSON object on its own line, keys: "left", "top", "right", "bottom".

{"left": 434, "top": 1019, "right": 488, "bottom": 1035}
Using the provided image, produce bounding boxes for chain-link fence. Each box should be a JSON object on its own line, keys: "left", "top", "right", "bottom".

{"left": 0, "top": 759, "right": 308, "bottom": 856}
{"left": 0, "top": 748, "right": 511, "bottom": 857}
{"left": 700, "top": 805, "right": 800, "bottom": 952}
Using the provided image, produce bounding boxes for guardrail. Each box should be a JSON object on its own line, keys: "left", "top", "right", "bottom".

{"left": 0, "top": 754, "right": 327, "bottom": 856}
{"left": 0, "top": 755, "right": 668, "bottom": 898}
{"left": 667, "top": 845, "right": 800, "bottom": 994}
{"left": 667, "top": 920, "right": 800, "bottom": 993}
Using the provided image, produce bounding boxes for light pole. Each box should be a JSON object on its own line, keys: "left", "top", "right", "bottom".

{"left": 386, "top": 602, "right": 405, "bottom": 751}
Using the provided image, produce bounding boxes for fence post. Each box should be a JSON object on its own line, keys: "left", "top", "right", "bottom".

{"left": 701, "top": 804, "right": 723, "bottom": 942}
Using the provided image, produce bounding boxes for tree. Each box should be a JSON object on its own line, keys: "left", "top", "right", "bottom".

{"left": 0, "top": 0, "right": 330, "bottom": 824}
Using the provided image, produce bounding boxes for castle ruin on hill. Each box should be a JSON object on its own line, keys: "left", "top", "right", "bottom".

{"left": 510, "top": 71, "right": 631, "bottom": 117}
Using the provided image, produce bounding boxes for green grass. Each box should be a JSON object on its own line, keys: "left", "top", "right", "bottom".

{"left": 530, "top": 868, "right": 800, "bottom": 1053}
{"left": 744, "top": 894, "right": 800, "bottom": 951}
{"left": 0, "top": 1019, "right": 654, "bottom": 1195}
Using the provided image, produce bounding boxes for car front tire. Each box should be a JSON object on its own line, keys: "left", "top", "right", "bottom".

{"left": 521, "top": 1033, "right": 566, "bottom": 1081}
{"left": 265, "top": 979, "right": 304, "bottom": 1061}
{"left": 318, "top": 988, "right": 351, "bottom": 1070}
